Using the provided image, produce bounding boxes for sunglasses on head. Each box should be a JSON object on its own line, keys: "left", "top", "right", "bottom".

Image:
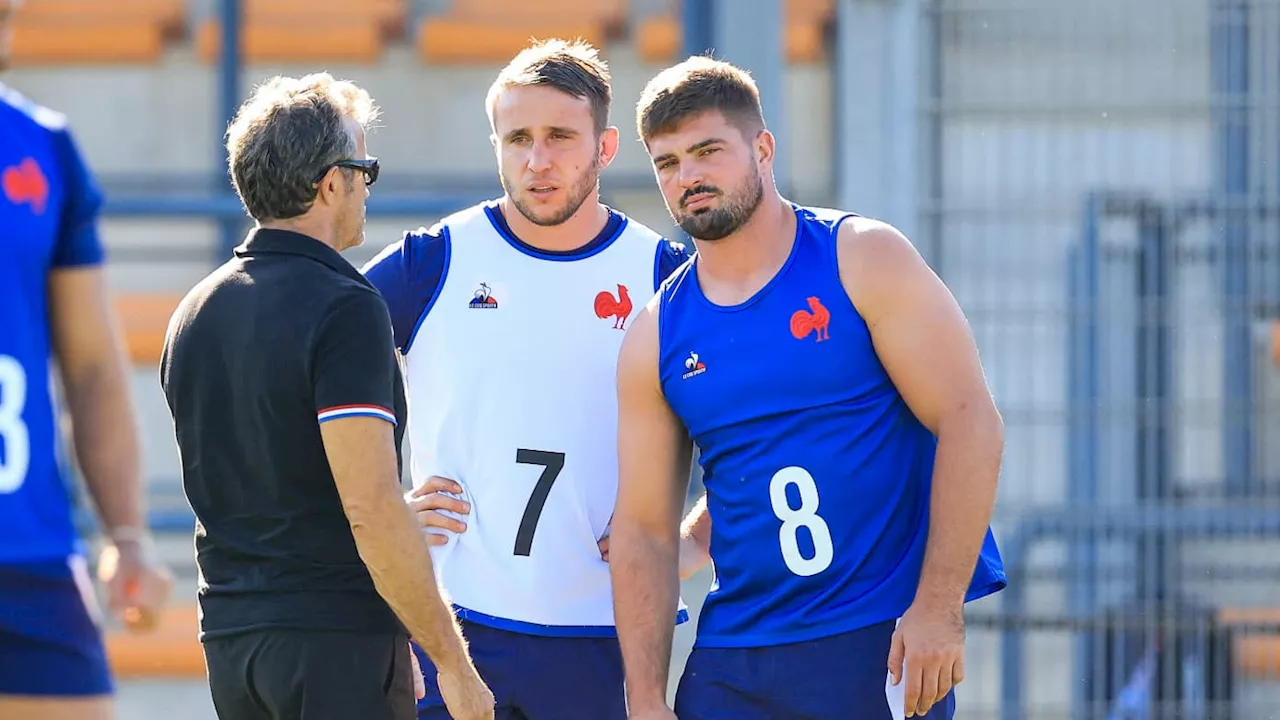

{"left": 316, "top": 157, "right": 379, "bottom": 187}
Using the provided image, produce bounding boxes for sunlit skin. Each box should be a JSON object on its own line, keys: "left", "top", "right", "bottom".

{"left": 644, "top": 109, "right": 797, "bottom": 306}
{"left": 0, "top": 0, "right": 16, "bottom": 72}
{"left": 490, "top": 83, "right": 620, "bottom": 251}
{"left": 334, "top": 116, "right": 371, "bottom": 251}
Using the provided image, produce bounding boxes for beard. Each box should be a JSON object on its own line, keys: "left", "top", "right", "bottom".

{"left": 673, "top": 166, "right": 765, "bottom": 241}
{"left": 503, "top": 156, "right": 599, "bottom": 227}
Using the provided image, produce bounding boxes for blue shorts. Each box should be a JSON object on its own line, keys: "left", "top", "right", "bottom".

{"left": 675, "top": 619, "right": 956, "bottom": 720}
{"left": 411, "top": 619, "right": 625, "bottom": 720}
{"left": 0, "top": 558, "right": 114, "bottom": 697}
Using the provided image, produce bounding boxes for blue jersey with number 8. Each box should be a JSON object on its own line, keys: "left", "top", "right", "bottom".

{"left": 657, "top": 204, "right": 1007, "bottom": 649}
{"left": 0, "top": 84, "right": 105, "bottom": 564}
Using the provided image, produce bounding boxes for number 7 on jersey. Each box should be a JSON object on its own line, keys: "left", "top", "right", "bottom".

{"left": 513, "top": 449, "right": 565, "bottom": 556}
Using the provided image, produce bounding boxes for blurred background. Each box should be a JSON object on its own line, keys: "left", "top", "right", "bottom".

{"left": 6, "top": 0, "right": 1280, "bottom": 718}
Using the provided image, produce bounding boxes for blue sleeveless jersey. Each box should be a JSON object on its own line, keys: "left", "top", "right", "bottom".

{"left": 0, "top": 84, "right": 105, "bottom": 564}
{"left": 658, "top": 205, "right": 1006, "bottom": 648}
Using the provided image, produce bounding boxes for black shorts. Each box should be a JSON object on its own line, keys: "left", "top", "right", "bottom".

{"left": 203, "top": 629, "right": 416, "bottom": 720}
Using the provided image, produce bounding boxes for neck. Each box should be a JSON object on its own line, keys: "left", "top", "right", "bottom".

{"left": 259, "top": 215, "right": 343, "bottom": 252}
{"left": 498, "top": 194, "right": 610, "bottom": 253}
{"left": 692, "top": 191, "right": 794, "bottom": 285}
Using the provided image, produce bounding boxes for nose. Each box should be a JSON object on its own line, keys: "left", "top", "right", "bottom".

{"left": 676, "top": 161, "right": 702, "bottom": 190}
{"left": 527, "top": 141, "right": 553, "bottom": 173}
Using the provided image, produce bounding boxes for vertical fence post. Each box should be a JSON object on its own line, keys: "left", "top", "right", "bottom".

{"left": 1134, "top": 201, "right": 1175, "bottom": 607}
{"left": 1213, "top": 0, "right": 1253, "bottom": 496}
{"left": 217, "top": 0, "right": 243, "bottom": 260}
{"left": 1067, "top": 193, "right": 1104, "bottom": 720}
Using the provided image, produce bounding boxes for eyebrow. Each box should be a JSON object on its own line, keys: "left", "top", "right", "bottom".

{"left": 651, "top": 137, "right": 726, "bottom": 166}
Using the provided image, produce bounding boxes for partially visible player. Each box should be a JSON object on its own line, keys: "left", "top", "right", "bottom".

{"left": 609, "top": 56, "right": 1008, "bottom": 720}
{"left": 0, "top": 3, "right": 174, "bottom": 718}
{"left": 361, "top": 39, "right": 692, "bottom": 720}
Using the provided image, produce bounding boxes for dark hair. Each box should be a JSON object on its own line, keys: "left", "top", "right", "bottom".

{"left": 636, "top": 55, "right": 765, "bottom": 144}
{"left": 225, "top": 73, "right": 379, "bottom": 222}
{"left": 486, "top": 38, "right": 612, "bottom": 135}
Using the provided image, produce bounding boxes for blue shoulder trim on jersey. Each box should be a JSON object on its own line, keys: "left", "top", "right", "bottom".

{"left": 360, "top": 223, "right": 451, "bottom": 354}
{"left": 405, "top": 232, "right": 450, "bottom": 355}
{"left": 453, "top": 605, "right": 689, "bottom": 638}
{"left": 652, "top": 238, "right": 693, "bottom": 293}
{"left": 483, "top": 201, "right": 627, "bottom": 262}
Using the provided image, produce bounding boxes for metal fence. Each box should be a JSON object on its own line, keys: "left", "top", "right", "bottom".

{"left": 921, "top": 0, "right": 1280, "bottom": 717}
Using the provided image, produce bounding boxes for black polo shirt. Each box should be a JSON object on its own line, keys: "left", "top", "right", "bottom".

{"left": 160, "top": 228, "right": 407, "bottom": 640}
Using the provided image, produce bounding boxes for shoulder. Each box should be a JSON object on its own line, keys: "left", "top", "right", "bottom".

{"left": 834, "top": 215, "right": 926, "bottom": 274}
{"left": 318, "top": 282, "right": 392, "bottom": 335}
{"left": 361, "top": 221, "right": 450, "bottom": 278}
{"left": 0, "top": 84, "right": 70, "bottom": 135}
{"left": 0, "top": 85, "right": 88, "bottom": 179}
{"left": 615, "top": 213, "right": 695, "bottom": 288}
{"left": 833, "top": 215, "right": 939, "bottom": 325}
{"left": 794, "top": 203, "right": 862, "bottom": 235}
{"left": 619, "top": 293, "right": 664, "bottom": 377}
{"left": 655, "top": 236, "right": 693, "bottom": 268}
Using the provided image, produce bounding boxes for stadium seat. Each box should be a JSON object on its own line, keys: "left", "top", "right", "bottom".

{"left": 104, "top": 602, "right": 206, "bottom": 679}
{"left": 196, "top": 0, "right": 406, "bottom": 65}
{"left": 114, "top": 292, "right": 182, "bottom": 366}
{"left": 1220, "top": 607, "right": 1280, "bottom": 679}
{"left": 8, "top": 0, "right": 183, "bottom": 67}
{"left": 636, "top": 0, "right": 834, "bottom": 65}
{"left": 635, "top": 14, "right": 680, "bottom": 64}
{"left": 416, "top": 0, "right": 626, "bottom": 64}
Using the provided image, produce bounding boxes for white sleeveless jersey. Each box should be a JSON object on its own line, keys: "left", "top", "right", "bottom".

{"left": 402, "top": 202, "right": 675, "bottom": 631}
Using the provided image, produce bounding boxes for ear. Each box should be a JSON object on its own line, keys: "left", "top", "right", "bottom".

{"left": 314, "top": 166, "right": 342, "bottom": 207}
{"left": 597, "top": 126, "right": 621, "bottom": 169}
{"left": 754, "top": 129, "right": 776, "bottom": 170}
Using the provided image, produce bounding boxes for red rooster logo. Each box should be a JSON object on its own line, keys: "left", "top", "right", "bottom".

{"left": 3, "top": 158, "right": 49, "bottom": 215}
{"left": 790, "top": 296, "right": 831, "bottom": 342}
{"left": 594, "top": 284, "right": 633, "bottom": 330}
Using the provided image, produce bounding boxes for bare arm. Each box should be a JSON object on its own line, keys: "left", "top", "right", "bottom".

{"left": 678, "top": 493, "right": 711, "bottom": 580}
{"left": 839, "top": 218, "right": 1004, "bottom": 609}
{"left": 610, "top": 301, "right": 693, "bottom": 713}
{"left": 47, "top": 267, "right": 144, "bottom": 539}
{"left": 321, "top": 416, "right": 476, "bottom": 675}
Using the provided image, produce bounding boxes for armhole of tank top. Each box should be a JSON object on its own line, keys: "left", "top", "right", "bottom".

{"left": 401, "top": 224, "right": 453, "bottom": 357}
{"left": 827, "top": 212, "right": 878, "bottom": 335}
{"left": 654, "top": 279, "right": 668, "bottom": 355}
{"left": 827, "top": 212, "right": 858, "bottom": 301}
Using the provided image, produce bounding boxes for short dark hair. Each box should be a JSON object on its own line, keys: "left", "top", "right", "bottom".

{"left": 636, "top": 56, "right": 765, "bottom": 144}
{"left": 225, "top": 73, "right": 379, "bottom": 222}
{"left": 486, "top": 38, "right": 612, "bottom": 135}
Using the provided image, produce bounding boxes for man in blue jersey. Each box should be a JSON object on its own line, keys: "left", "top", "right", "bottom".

{"left": 0, "top": 4, "right": 174, "bottom": 718}
{"left": 361, "top": 39, "right": 694, "bottom": 720}
{"left": 609, "top": 56, "right": 1008, "bottom": 720}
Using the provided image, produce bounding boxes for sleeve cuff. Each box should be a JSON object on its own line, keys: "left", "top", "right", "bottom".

{"left": 316, "top": 404, "right": 397, "bottom": 426}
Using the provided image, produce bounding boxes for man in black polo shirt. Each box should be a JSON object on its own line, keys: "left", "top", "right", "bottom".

{"left": 159, "top": 73, "right": 493, "bottom": 720}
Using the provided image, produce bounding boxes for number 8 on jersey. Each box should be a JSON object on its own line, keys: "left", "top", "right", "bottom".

{"left": 769, "top": 466, "right": 834, "bottom": 577}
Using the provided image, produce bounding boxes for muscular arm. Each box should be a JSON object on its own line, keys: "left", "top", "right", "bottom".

{"left": 47, "top": 267, "right": 145, "bottom": 538}
{"left": 610, "top": 301, "right": 693, "bottom": 712}
{"left": 839, "top": 219, "right": 1004, "bottom": 609}
{"left": 320, "top": 416, "right": 475, "bottom": 677}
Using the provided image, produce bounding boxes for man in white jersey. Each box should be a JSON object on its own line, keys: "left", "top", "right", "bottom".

{"left": 361, "top": 39, "right": 693, "bottom": 720}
